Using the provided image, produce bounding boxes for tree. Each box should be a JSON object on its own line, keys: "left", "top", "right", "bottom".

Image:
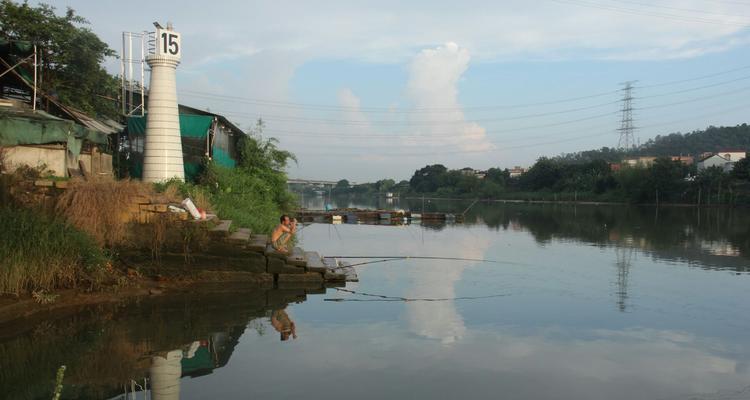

{"left": 519, "top": 157, "right": 562, "bottom": 191}
{"left": 696, "top": 166, "right": 728, "bottom": 204}
{"left": 731, "top": 157, "right": 750, "bottom": 182}
{"left": 376, "top": 179, "right": 395, "bottom": 193}
{"left": 239, "top": 119, "right": 297, "bottom": 172}
{"left": 0, "top": 1, "right": 120, "bottom": 117}
{"left": 409, "top": 164, "right": 448, "bottom": 193}
{"left": 485, "top": 167, "right": 509, "bottom": 187}
{"left": 648, "top": 158, "right": 689, "bottom": 203}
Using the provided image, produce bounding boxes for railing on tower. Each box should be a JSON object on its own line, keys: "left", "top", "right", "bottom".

{"left": 120, "top": 31, "right": 156, "bottom": 117}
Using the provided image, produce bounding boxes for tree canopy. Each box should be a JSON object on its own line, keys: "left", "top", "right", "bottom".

{"left": 0, "top": 0, "right": 119, "bottom": 117}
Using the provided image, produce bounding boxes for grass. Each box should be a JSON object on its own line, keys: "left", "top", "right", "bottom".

{"left": 55, "top": 179, "right": 170, "bottom": 247}
{"left": 0, "top": 207, "right": 109, "bottom": 295}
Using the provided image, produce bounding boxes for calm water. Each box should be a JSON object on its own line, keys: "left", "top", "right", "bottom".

{"left": 1, "top": 201, "right": 749, "bottom": 399}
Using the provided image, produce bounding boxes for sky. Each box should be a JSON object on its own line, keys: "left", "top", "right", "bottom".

{"left": 44, "top": 0, "right": 750, "bottom": 182}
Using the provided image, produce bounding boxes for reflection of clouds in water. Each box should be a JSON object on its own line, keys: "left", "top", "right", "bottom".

{"left": 402, "top": 231, "right": 492, "bottom": 344}
{"left": 199, "top": 324, "right": 750, "bottom": 400}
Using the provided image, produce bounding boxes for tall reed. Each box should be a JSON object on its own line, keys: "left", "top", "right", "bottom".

{"left": 0, "top": 207, "right": 107, "bottom": 295}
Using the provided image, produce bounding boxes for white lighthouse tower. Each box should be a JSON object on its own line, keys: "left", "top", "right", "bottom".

{"left": 142, "top": 22, "right": 184, "bottom": 182}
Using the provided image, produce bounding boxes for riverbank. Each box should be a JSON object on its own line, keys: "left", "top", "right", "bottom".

{"left": 0, "top": 172, "right": 348, "bottom": 327}
{"left": 0, "top": 270, "right": 274, "bottom": 335}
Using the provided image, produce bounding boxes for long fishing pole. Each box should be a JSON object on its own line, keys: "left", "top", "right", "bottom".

{"left": 324, "top": 287, "right": 510, "bottom": 302}
{"left": 325, "top": 255, "right": 499, "bottom": 263}
{"left": 327, "top": 255, "right": 533, "bottom": 269}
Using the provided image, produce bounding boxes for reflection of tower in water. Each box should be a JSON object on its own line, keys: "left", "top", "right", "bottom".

{"left": 614, "top": 245, "right": 634, "bottom": 312}
{"left": 149, "top": 350, "right": 183, "bottom": 399}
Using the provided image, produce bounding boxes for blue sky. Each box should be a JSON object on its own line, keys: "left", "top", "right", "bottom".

{"left": 44, "top": 0, "right": 750, "bottom": 181}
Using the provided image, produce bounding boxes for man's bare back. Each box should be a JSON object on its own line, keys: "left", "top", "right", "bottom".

{"left": 271, "top": 215, "right": 296, "bottom": 252}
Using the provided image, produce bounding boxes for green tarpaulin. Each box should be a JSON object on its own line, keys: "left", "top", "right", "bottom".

{"left": 0, "top": 112, "right": 109, "bottom": 156}
{"left": 127, "top": 114, "right": 237, "bottom": 181}
{"left": 127, "top": 114, "right": 213, "bottom": 138}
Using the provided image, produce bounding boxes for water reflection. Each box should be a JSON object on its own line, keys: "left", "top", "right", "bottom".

{"left": 0, "top": 287, "right": 313, "bottom": 399}
{"left": 302, "top": 197, "right": 750, "bottom": 272}
{"left": 463, "top": 203, "right": 750, "bottom": 272}
{"left": 3, "top": 201, "right": 750, "bottom": 399}
{"left": 271, "top": 308, "right": 297, "bottom": 341}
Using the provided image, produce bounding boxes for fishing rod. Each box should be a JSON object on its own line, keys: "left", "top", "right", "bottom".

{"left": 324, "top": 255, "right": 497, "bottom": 262}
{"left": 324, "top": 287, "right": 510, "bottom": 302}
{"left": 326, "top": 255, "right": 533, "bottom": 269}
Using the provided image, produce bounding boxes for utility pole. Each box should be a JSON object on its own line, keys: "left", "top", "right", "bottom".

{"left": 617, "top": 81, "right": 638, "bottom": 150}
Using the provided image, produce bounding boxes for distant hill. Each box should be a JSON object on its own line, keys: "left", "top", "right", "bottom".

{"left": 556, "top": 123, "right": 750, "bottom": 164}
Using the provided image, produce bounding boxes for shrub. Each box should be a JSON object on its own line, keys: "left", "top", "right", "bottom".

{"left": 0, "top": 207, "right": 108, "bottom": 295}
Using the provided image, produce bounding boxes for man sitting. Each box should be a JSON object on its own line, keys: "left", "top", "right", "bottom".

{"left": 270, "top": 214, "right": 296, "bottom": 253}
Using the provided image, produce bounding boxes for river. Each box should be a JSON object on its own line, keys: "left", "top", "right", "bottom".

{"left": 1, "top": 199, "right": 749, "bottom": 399}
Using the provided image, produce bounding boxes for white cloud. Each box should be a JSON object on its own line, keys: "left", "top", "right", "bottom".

{"left": 405, "top": 42, "right": 493, "bottom": 153}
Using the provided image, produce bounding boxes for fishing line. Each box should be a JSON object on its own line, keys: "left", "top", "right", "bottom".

{"left": 328, "top": 256, "right": 534, "bottom": 270}
{"left": 324, "top": 288, "right": 510, "bottom": 302}
{"left": 324, "top": 255, "right": 498, "bottom": 262}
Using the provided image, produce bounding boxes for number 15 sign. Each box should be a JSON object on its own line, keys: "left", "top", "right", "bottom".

{"left": 157, "top": 29, "right": 181, "bottom": 59}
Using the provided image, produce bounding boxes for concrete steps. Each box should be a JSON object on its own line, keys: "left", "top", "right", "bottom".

{"left": 210, "top": 220, "right": 233, "bottom": 238}
{"left": 248, "top": 234, "right": 268, "bottom": 252}
{"left": 180, "top": 217, "right": 351, "bottom": 289}
{"left": 304, "top": 251, "right": 326, "bottom": 273}
{"left": 286, "top": 247, "right": 307, "bottom": 267}
{"left": 227, "top": 228, "right": 251, "bottom": 244}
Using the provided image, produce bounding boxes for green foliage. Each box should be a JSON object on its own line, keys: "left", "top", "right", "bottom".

{"left": 163, "top": 119, "right": 299, "bottom": 234}
{"left": 336, "top": 179, "right": 350, "bottom": 189}
{"left": 731, "top": 157, "right": 750, "bottom": 181}
{"left": 519, "top": 157, "right": 562, "bottom": 191}
{"left": 0, "top": 207, "right": 108, "bottom": 295}
{"left": 0, "top": 1, "right": 119, "bottom": 117}
{"left": 409, "top": 164, "right": 448, "bottom": 192}
{"left": 201, "top": 164, "right": 290, "bottom": 234}
{"left": 556, "top": 124, "right": 750, "bottom": 163}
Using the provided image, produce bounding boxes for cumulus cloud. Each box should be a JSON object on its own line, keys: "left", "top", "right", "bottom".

{"left": 406, "top": 42, "right": 493, "bottom": 153}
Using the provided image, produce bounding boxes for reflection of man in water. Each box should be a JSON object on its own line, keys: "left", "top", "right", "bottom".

{"left": 271, "top": 308, "right": 297, "bottom": 341}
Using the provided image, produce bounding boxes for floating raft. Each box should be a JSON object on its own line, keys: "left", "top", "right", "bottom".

{"left": 295, "top": 208, "right": 462, "bottom": 224}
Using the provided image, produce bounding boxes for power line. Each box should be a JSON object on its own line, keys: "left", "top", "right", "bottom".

{"left": 176, "top": 64, "right": 750, "bottom": 116}
{"left": 287, "top": 101, "right": 750, "bottom": 154}
{"left": 637, "top": 65, "right": 750, "bottom": 89}
{"left": 184, "top": 83, "right": 750, "bottom": 132}
{"left": 213, "top": 100, "right": 620, "bottom": 126}
{"left": 179, "top": 89, "right": 620, "bottom": 113}
{"left": 605, "top": 0, "right": 750, "bottom": 19}
{"left": 548, "top": 0, "right": 750, "bottom": 27}
{"left": 636, "top": 84, "right": 750, "bottom": 110}
{"left": 687, "top": 0, "right": 750, "bottom": 7}
{"left": 638, "top": 74, "right": 750, "bottom": 97}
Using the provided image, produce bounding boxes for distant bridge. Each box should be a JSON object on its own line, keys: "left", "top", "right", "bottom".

{"left": 287, "top": 178, "right": 338, "bottom": 187}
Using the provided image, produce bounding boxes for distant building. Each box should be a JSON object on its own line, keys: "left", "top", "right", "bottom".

{"left": 698, "top": 151, "right": 746, "bottom": 172}
{"left": 459, "top": 167, "right": 475, "bottom": 176}
{"left": 619, "top": 155, "right": 693, "bottom": 169}
{"left": 509, "top": 166, "right": 526, "bottom": 178}
{"left": 459, "top": 167, "right": 487, "bottom": 179}
{"left": 622, "top": 156, "right": 657, "bottom": 167}
{"left": 670, "top": 156, "right": 694, "bottom": 165}
{"left": 716, "top": 150, "right": 746, "bottom": 162}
